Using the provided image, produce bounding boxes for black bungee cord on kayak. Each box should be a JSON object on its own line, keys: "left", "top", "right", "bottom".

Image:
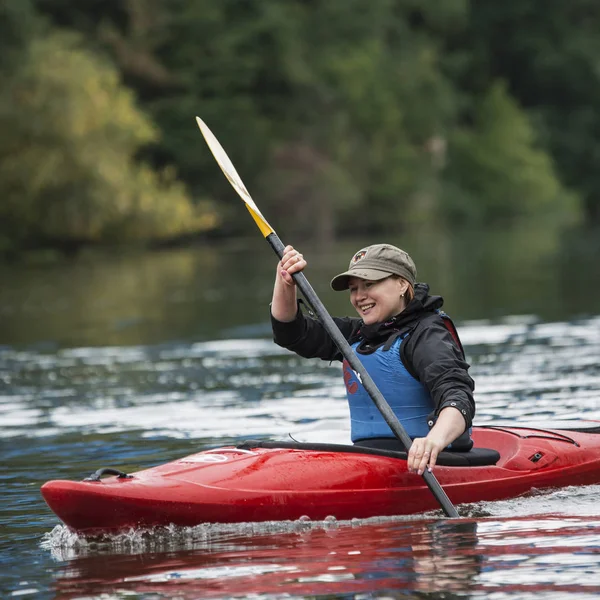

{"left": 84, "top": 467, "right": 133, "bottom": 482}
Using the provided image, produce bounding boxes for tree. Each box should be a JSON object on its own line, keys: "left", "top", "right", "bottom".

{"left": 0, "top": 31, "right": 216, "bottom": 255}
{"left": 24, "top": 0, "right": 594, "bottom": 240}
{"left": 443, "top": 82, "right": 580, "bottom": 224}
{"left": 467, "top": 0, "right": 600, "bottom": 222}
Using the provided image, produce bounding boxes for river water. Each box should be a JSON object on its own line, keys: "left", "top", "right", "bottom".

{"left": 1, "top": 225, "right": 600, "bottom": 599}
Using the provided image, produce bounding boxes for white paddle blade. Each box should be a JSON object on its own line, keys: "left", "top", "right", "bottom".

{"left": 195, "top": 117, "right": 273, "bottom": 236}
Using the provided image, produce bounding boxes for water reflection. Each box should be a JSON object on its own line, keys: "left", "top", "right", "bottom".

{"left": 47, "top": 519, "right": 483, "bottom": 598}
{"left": 1, "top": 225, "right": 599, "bottom": 349}
{"left": 0, "top": 238, "right": 270, "bottom": 348}
{"left": 45, "top": 515, "right": 600, "bottom": 599}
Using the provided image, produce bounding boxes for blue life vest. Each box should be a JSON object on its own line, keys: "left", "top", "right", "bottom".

{"left": 343, "top": 335, "right": 434, "bottom": 442}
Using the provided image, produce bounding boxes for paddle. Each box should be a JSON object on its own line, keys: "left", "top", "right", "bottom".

{"left": 195, "top": 117, "right": 459, "bottom": 518}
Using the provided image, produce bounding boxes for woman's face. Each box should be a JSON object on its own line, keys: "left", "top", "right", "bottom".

{"left": 348, "top": 276, "right": 409, "bottom": 325}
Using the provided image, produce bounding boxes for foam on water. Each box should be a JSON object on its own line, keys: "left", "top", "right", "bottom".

{"left": 41, "top": 515, "right": 373, "bottom": 560}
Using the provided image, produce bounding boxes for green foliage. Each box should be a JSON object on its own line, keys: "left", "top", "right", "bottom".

{"left": 0, "top": 31, "right": 216, "bottom": 254}
{"left": 466, "top": 0, "right": 600, "bottom": 220}
{"left": 0, "top": 0, "right": 41, "bottom": 74}
{"left": 1, "top": 0, "right": 597, "bottom": 258}
{"left": 443, "top": 83, "right": 580, "bottom": 224}
{"left": 141, "top": 0, "right": 467, "bottom": 234}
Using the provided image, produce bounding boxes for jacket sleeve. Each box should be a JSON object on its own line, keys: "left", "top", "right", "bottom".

{"left": 271, "top": 302, "right": 361, "bottom": 361}
{"left": 402, "top": 318, "right": 475, "bottom": 429}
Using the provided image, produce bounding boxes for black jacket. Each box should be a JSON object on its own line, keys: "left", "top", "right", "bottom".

{"left": 271, "top": 283, "right": 475, "bottom": 429}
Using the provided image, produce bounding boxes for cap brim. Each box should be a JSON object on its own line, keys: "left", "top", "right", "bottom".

{"left": 330, "top": 268, "right": 393, "bottom": 291}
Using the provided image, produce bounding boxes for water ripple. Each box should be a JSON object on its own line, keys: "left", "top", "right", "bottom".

{"left": 2, "top": 315, "right": 600, "bottom": 599}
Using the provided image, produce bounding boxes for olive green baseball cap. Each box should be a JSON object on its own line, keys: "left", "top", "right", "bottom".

{"left": 330, "top": 244, "right": 416, "bottom": 291}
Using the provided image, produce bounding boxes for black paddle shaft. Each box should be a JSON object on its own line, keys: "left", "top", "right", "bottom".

{"left": 267, "top": 233, "right": 459, "bottom": 518}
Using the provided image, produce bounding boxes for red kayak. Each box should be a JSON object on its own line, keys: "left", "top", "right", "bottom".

{"left": 41, "top": 422, "right": 600, "bottom": 534}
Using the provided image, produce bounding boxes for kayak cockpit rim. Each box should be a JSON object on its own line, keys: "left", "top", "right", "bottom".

{"left": 236, "top": 439, "right": 500, "bottom": 467}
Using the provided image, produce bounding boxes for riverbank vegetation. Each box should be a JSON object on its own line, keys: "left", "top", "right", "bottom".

{"left": 1, "top": 0, "right": 597, "bottom": 258}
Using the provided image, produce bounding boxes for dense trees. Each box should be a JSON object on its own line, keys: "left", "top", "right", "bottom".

{"left": 0, "top": 0, "right": 215, "bottom": 256}
{"left": 1, "top": 0, "right": 596, "bottom": 257}
{"left": 467, "top": 1, "right": 600, "bottom": 222}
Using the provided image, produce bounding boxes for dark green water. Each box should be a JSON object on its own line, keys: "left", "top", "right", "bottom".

{"left": 1, "top": 224, "right": 598, "bottom": 348}
{"left": 2, "top": 224, "right": 600, "bottom": 599}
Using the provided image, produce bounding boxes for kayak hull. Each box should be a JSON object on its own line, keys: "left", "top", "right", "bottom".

{"left": 41, "top": 425, "right": 600, "bottom": 533}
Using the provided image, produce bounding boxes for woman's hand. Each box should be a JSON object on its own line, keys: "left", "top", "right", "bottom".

{"left": 407, "top": 434, "right": 446, "bottom": 475}
{"left": 278, "top": 245, "right": 307, "bottom": 286}
{"left": 271, "top": 246, "right": 307, "bottom": 322}
{"left": 407, "top": 406, "right": 467, "bottom": 475}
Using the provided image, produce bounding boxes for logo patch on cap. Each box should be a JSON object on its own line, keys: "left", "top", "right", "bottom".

{"left": 351, "top": 249, "right": 368, "bottom": 264}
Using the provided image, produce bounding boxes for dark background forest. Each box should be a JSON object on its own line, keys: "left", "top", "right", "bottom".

{"left": 1, "top": 0, "right": 599, "bottom": 258}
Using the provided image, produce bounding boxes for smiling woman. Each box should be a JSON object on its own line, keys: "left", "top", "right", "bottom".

{"left": 347, "top": 275, "right": 409, "bottom": 325}
{"left": 271, "top": 243, "right": 475, "bottom": 476}
{"left": 196, "top": 117, "right": 458, "bottom": 516}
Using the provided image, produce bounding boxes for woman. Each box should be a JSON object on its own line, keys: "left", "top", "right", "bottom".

{"left": 271, "top": 243, "right": 475, "bottom": 476}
